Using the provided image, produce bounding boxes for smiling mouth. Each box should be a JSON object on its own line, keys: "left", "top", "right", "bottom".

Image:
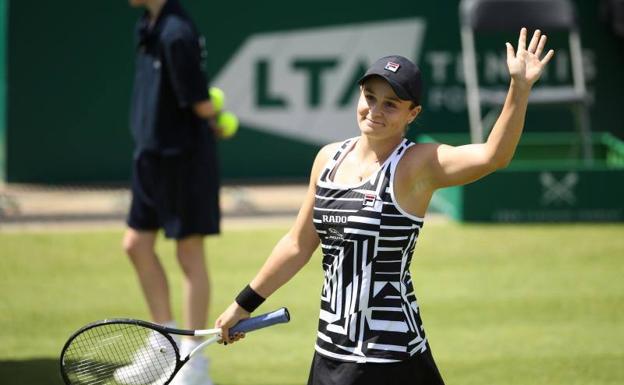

{"left": 366, "top": 118, "right": 383, "bottom": 126}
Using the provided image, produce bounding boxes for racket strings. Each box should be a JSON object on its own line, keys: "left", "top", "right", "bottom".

{"left": 62, "top": 323, "right": 177, "bottom": 385}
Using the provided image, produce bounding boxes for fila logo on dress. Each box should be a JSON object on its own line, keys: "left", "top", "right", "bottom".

{"left": 362, "top": 193, "right": 377, "bottom": 207}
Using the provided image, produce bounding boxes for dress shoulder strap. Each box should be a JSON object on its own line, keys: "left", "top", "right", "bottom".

{"left": 318, "top": 137, "right": 357, "bottom": 183}
{"left": 368, "top": 138, "right": 414, "bottom": 194}
{"left": 388, "top": 138, "right": 416, "bottom": 175}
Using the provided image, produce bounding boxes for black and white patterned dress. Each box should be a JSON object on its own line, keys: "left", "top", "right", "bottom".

{"left": 313, "top": 137, "right": 428, "bottom": 363}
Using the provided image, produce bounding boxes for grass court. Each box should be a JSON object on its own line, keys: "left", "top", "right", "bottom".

{"left": 1, "top": 222, "right": 623, "bottom": 384}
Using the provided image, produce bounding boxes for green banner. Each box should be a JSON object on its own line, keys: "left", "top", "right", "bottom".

{"left": 424, "top": 132, "right": 624, "bottom": 222}
{"left": 5, "top": 1, "right": 624, "bottom": 183}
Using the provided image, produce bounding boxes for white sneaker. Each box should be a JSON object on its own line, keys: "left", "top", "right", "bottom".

{"left": 170, "top": 355, "right": 213, "bottom": 385}
{"left": 113, "top": 330, "right": 178, "bottom": 385}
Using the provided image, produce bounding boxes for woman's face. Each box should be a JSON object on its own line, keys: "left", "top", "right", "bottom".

{"left": 356, "top": 76, "right": 421, "bottom": 140}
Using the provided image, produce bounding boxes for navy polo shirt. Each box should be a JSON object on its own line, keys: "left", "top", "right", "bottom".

{"left": 130, "top": 0, "right": 210, "bottom": 153}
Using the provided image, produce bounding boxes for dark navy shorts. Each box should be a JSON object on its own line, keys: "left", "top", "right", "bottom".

{"left": 307, "top": 348, "right": 445, "bottom": 385}
{"left": 127, "top": 149, "right": 220, "bottom": 239}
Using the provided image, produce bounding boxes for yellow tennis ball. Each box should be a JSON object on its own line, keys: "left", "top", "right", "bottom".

{"left": 209, "top": 86, "right": 225, "bottom": 113}
{"left": 218, "top": 111, "right": 239, "bottom": 139}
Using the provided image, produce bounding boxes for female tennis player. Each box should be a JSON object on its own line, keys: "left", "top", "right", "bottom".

{"left": 215, "top": 28, "right": 554, "bottom": 384}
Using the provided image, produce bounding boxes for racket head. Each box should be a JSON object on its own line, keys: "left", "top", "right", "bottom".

{"left": 60, "top": 319, "right": 181, "bottom": 385}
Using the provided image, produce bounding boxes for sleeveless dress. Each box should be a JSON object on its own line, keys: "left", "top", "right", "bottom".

{"left": 313, "top": 137, "right": 430, "bottom": 364}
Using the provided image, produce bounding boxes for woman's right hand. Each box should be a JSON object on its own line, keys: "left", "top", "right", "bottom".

{"left": 214, "top": 302, "right": 251, "bottom": 344}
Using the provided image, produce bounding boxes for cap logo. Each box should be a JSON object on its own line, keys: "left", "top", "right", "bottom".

{"left": 384, "top": 61, "right": 400, "bottom": 73}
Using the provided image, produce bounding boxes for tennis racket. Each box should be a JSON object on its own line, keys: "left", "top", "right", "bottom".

{"left": 60, "top": 307, "right": 290, "bottom": 385}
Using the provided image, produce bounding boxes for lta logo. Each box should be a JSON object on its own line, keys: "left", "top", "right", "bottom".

{"left": 211, "top": 18, "right": 426, "bottom": 144}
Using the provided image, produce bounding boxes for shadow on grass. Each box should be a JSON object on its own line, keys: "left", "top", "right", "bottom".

{"left": 0, "top": 358, "right": 64, "bottom": 385}
{"left": 0, "top": 358, "right": 307, "bottom": 385}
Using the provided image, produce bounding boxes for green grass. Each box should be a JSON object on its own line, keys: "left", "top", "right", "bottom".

{"left": 1, "top": 223, "right": 623, "bottom": 384}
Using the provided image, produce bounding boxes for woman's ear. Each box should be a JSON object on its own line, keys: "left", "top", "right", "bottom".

{"left": 408, "top": 105, "right": 422, "bottom": 124}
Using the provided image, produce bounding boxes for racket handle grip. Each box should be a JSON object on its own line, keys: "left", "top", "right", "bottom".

{"left": 229, "top": 307, "right": 290, "bottom": 336}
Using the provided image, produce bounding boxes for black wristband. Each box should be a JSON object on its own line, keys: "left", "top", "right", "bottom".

{"left": 235, "top": 284, "right": 266, "bottom": 313}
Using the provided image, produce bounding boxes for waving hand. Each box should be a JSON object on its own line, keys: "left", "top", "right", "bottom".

{"left": 506, "top": 28, "right": 555, "bottom": 88}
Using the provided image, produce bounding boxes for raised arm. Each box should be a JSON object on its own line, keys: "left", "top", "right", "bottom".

{"left": 427, "top": 28, "right": 554, "bottom": 189}
{"left": 214, "top": 144, "right": 336, "bottom": 342}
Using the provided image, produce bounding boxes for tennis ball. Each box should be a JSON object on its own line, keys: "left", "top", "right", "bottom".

{"left": 209, "top": 86, "right": 225, "bottom": 113}
{"left": 218, "top": 111, "right": 239, "bottom": 139}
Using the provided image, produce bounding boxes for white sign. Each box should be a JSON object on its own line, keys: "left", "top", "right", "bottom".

{"left": 212, "top": 18, "right": 427, "bottom": 144}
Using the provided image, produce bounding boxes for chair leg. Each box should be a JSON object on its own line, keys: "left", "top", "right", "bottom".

{"left": 575, "top": 105, "right": 594, "bottom": 165}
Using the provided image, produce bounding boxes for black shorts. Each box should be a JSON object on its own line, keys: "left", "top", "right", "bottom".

{"left": 307, "top": 348, "right": 445, "bottom": 385}
{"left": 127, "top": 149, "right": 220, "bottom": 239}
